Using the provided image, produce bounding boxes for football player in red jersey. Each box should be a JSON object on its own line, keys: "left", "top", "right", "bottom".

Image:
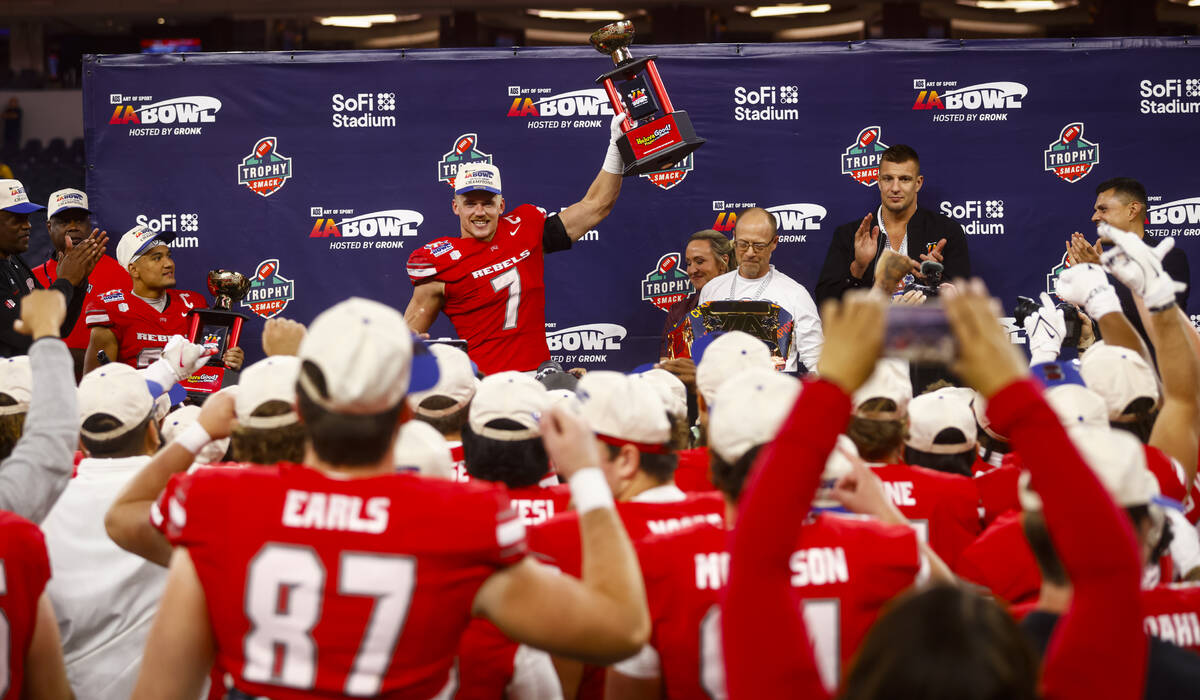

{"left": 404, "top": 113, "right": 626, "bottom": 374}
{"left": 131, "top": 297, "right": 649, "bottom": 700}
{"left": 606, "top": 367, "right": 949, "bottom": 700}
{"left": 408, "top": 343, "right": 477, "bottom": 483}
{"left": 0, "top": 510, "right": 73, "bottom": 700}
{"left": 83, "top": 224, "right": 243, "bottom": 373}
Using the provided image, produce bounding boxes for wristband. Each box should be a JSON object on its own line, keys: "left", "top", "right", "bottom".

{"left": 175, "top": 422, "right": 214, "bottom": 456}
{"left": 602, "top": 141, "right": 625, "bottom": 176}
{"left": 569, "top": 467, "right": 615, "bottom": 514}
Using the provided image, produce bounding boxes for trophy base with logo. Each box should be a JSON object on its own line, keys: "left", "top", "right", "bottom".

{"left": 180, "top": 270, "right": 251, "bottom": 397}
{"left": 690, "top": 300, "right": 794, "bottom": 371}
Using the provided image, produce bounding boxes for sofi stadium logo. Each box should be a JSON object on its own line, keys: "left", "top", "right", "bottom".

{"left": 108, "top": 94, "right": 221, "bottom": 136}
{"left": 309, "top": 207, "right": 422, "bottom": 251}
{"left": 1043, "top": 123, "right": 1100, "bottom": 183}
{"left": 841, "top": 126, "right": 890, "bottom": 187}
{"left": 1145, "top": 196, "right": 1200, "bottom": 238}
{"left": 545, "top": 323, "right": 626, "bottom": 364}
{"left": 240, "top": 258, "right": 295, "bottom": 319}
{"left": 911, "top": 79, "right": 1026, "bottom": 122}
{"left": 1139, "top": 78, "right": 1200, "bottom": 115}
{"left": 505, "top": 86, "right": 614, "bottom": 128}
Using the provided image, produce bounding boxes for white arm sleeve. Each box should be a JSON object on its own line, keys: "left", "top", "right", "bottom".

{"left": 611, "top": 643, "right": 662, "bottom": 680}
{"left": 1166, "top": 507, "right": 1200, "bottom": 580}
{"left": 506, "top": 644, "right": 565, "bottom": 700}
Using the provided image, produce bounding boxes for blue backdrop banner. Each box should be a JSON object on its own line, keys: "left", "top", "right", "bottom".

{"left": 83, "top": 38, "right": 1200, "bottom": 369}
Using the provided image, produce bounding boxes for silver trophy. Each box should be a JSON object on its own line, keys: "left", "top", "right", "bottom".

{"left": 206, "top": 269, "right": 251, "bottom": 310}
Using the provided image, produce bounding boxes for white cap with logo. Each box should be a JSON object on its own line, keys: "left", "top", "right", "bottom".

{"left": 852, "top": 358, "right": 912, "bottom": 418}
{"left": 577, "top": 371, "right": 671, "bottom": 452}
{"left": 1020, "top": 426, "right": 1158, "bottom": 511}
{"left": 469, "top": 371, "right": 549, "bottom": 441}
{"left": 78, "top": 363, "right": 155, "bottom": 440}
{"left": 694, "top": 331, "right": 775, "bottom": 405}
{"left": 236, "top": 356, "right": 301, "bottom": 428}
{"left": 635, "top": 368, "right": 688, "bottom": 422}
{"left": 708, "top": 367, "right": 801, "bottom": 464}
{"left": 0, "top": 179, "right": 43, "bottom": 214}
{"left": 1079, "top": 341, "right": 1161, "bottom": 419}
{"left": 0, "top": 356, "right": 32, "bottom": 414}
{"left": 116, "top": 223, "right": 176, "bottom": 269}
{"left": 46, "top": 188, "right": 90, "bottom": 219}
{"left": 906, "top": 387, "right": 978, "bottom": 455}
{"left": 161, "top": 405, "right": 231, "bottom": 464}
{"left": 1044, "top": 384, "right": 1110, "bottom": 431}
{"left": 408, "top": 344, "right": 478, "bottom": 417}
{"left": 393, "top": 420, "right": 454, "bottom": 479}
{"left": 454, "top": 163, "right": 502, "bottom": 196}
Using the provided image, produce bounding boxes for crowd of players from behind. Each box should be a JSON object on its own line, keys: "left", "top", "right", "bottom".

{"left": 0, "top": 109, "right": 1199, "bottom": 699}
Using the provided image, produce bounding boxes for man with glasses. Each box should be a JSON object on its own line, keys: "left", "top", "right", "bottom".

{"left": 815, "top": 144, "right": 970, "bottom": 304}
{"left": 697, "top": 207, "right": 823, "bottom": 373}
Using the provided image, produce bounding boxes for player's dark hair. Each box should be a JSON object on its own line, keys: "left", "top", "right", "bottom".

{"left": 1110, "top": 398, "right": 1157, "bottom": 444}
{"left": 880, "top": 144, "right": 921, "bottom": 174}
{"left": 847, "top": 398, "right": 906, "bottom": 462}
{"left": 296, "top": 361, "right": 403, "bottom": 467}
{"left": 688, "top": 229, "right": 736, "bottom": 273}
{"left": 81, "top": 413, "right": 157, "bottom": 458}
{"left": 602, "top": 442, "right": 678, "bottom": 483}
{"left": 461, "top": 421, "right": 549, "bottom": 488}
{"left": 711, "top": 444, "right": 761, "bottom": 504}
{"left": 1095, "top": 177, "right": 1148, "bottom": 211}
{"left": 904, "top": 433, "right": 976, "bottom": 477}
{"left": 1129, "top": 504, "right": 1173, "bottom": 568}
{"left": 841, "top": 585, "right": 1038, "bottom": 700}
{"left": 231, "top": 400, "right": 307, "bottom": 464}
{"left": 0, "top": 394, "right": 25, "bottom": 461}
{"left": 414, "top": 395, "right": 470, "bottom": 437}
{"left": 667, "top": 413, "right": 691, "bottom": 451}
{"left": 976, "top": 428, "right": 1010, "bottom": 462}
{"left": 734, "top": 207, "right": 778, "bottom": 239}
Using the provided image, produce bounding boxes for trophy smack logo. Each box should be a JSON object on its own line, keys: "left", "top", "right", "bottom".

{"left": 107, "top": 94, "right": 221, "bottom": 136}
{"left": 237, "top": 137, "right": 293, "bottom": 197}
{"left": 910, "top": 79, "right": 1026, "bottom": 123}
{"left": 1044, "top": 123, "right": 1100, "bottom": 183}
{"left": 505, "top": 86, "right": 614, "bottom": 129}
{"left": 639, "top": 152, "right": 694, "bottom": 191}
{"left": 641, "top": 253, "right": 693, "bottom": 311}
{"left": 241, "top": 258, "right": 295, "bottom": 319}
{"left": 437, "top": 134, "right": 493, "bottom": 187}
{"left": 1046, "top": 251, "right": 1072, "bottom": 299}
{"left": 840, "top": 126, "right": 889, "bottom": 187}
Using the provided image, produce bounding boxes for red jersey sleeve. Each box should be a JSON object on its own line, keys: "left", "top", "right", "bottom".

{"left": 84, "top": 288, "right": 126, "bottom": 328}
{"left": 0, "top": 511, "right": 53, "bottom": 697}
{"left": 407, "top": 238, "right": 466, "bottom": 286}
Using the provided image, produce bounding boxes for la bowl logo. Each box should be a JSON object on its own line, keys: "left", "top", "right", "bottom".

{"left": 240, "top": 258, "right": 295, "bottom": 319}
{"left": 506, "top": 87, "right": 614, "bottom": 128}
{"left": 1147, "top": 197, "right": 1200, "bottom": 227}
{"left": 438, "top": 133, "right": 493, "bottom": 186}
{"left": 840, "top": 126, "right": 889, "bottom": 187}
{"left": 641, "top": 253, "right": 693, "bottom": 311}
{"left": 912, "top": 82, "right": 1027, "bottom": 110}
{"left": 237, "top": 137, "right": 293, "bottom": 197}
{"left": 109, "top": 95, "right": 221, "bottom": 125}
{"left": 309, "top": 210, "right": 423, "bottom": 238}
{"left": 765, "top": 203, "right": 826, "bottom": 244}
{"left": 545, "top": 324, "right": 626, "bottom": 352}
{"left": 639, "top": 152, "right": 694, "bottom": 191}
{"left": 1044, "top": 122, "right": 1100, "bottom": 183}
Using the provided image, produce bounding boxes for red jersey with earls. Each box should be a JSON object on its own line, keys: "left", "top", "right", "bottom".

{"left": 407, "top": 205, "right": 570, "bottom": 374}
{"left": 84, "top": 287, "right": 208, "bottom": 368}
{"left": 0, "top": 511, "right": 52, "bottom": 700}
{"left": 869, "top": 462, "right": 982, "bottom": 568}
{"left": 159, "top": 462, "right": 527, "bottom": 700}
{"left": 32, "top": 254, "right": 128, "bottom": 350}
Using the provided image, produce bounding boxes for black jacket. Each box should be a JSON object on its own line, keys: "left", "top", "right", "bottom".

{"left": 0, "top": 255, "right": 84, "bottom": 357}
{"left": 815, "top": 206, "right": 971, "bottom": 306}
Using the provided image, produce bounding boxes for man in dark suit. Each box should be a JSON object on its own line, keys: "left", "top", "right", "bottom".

{"left": 816, "top": 145, "right": 970, "bottom": 305}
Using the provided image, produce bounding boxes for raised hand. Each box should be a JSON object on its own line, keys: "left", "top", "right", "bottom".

{"left": 849, "top": 213, "right": 880, "bottom": 278}
{"left": 57, "top": 228, "right": 109, "bottom": 286}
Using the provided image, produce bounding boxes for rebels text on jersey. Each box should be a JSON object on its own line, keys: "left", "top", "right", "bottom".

{"left": 407, "top": 205, "right": 565, "bottom": 374}
{"left": 84, "top": 288, "right": 208, "bottom": 368}
{"left": 0, "top": 511, "right": 53, "bottom": 698}
{"left": 159, "top": 462, "right": 527, "bottom": 699}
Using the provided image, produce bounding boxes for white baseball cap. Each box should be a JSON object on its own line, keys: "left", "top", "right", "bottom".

{"left": 116, "top": 223, "right": 176, "bottom": 269}
{"left": 852, "top": 358, "right": 912, "bottom": 417}
{"left": 694, "top": 331, "right": 775, "bottom": 405}
{"left": 906, "top": 387, "right": 978, "bottom": 454}
{"left": 971, "top": 391, "right": 1007, "bottom": 442}
{"left": 393, "top": 420, "right": 454, "bottom": 479}
{"left": 1045, "top": 384, "right": 1109, "bottom": 430}
{"left": 454, "top": 163, "right": 502, "bottom": 196}
{"left": 635, "top": 368, "right": 687, "bottom": 422}
{"left": 0, "top": 356, "right": 32, "bottom": 414}
{"left": 297, "top": 297, "right": 438, "bottom": 415}
{"left": 46, "top": 188, "right": 90, "bottom": 219}
{"left": 78, "top": 363, "right": 155, "bottom": 439}
{"left": 577, "top": 370, "right": 671, "bottom": 451}
{"left": 708, "top": 367, "right": 801, "bottom": 464}
{"left": 0, "top": 179, "right": 43, "bottom": 214}
{"left": 408, "top": 344, "right": 477, "bottom": 417}
{"left": 161, "top": 405, "right": 231, "bottom": 464}
{"left": 1079, "top": 341, "right": 1161, "bottom": 419}
{"left": 814, "top": 434, "right": 861, "bottom": 509}
{"left": 236, "top": 356, "right": 301, "bottom": 428}
{"left": 469, "top": 371, "right": 550, "bottom": 441}
{"left": 1020, "top": 426, "right": 1158, "bottom": 511}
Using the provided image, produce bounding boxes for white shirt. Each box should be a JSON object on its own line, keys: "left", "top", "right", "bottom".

{"left": 41, "top": 455, "right": 166, "bottom": 700}
{"left": 698, "top": 265, "right": 824, "bottom": 372}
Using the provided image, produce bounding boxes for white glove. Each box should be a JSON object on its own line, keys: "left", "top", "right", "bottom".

{"left": 602, "top": 109, "right": 628, "bottom": 175}
{"left": 1023, "top": 292, "right": 1065, "bottom": 365}
{"left": 1098, "top": 221, "right": 1186, "bottom": 311}
{"left": 1055, "top": 263, "right": 1122, "bottom": 320}
{"left": 142, "top": 334, "right": 216, "bottom": 389}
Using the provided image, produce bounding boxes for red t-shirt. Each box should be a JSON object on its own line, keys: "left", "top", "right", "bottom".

{"left": 406, "top": 205, "right": 552, "bottom": 374}
{"left": 868, "top": 462, "right": 982, "bottom": 568}
{"left": 84, "top": 287, "right": 208, "bottom": 368}
{"left": 956, "top": 510, "right": 1042, "bottom": 605}
{"left": 0, "top": 511, "right": 52, "bottom": 698}
{"left": 159, "top": 462, "right": 526, "bottom": 699}
{"left": 32, "top": 254, "right": 129, "bottom": 350}
{"left": 674, "top": 447, "right": 714, "bottom": 493}
{"left": 975, "top": 464, "right": 1021, "bottom": 526}
{"left": 1142, "top": 582, "right": 1200, "bottom": 655}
